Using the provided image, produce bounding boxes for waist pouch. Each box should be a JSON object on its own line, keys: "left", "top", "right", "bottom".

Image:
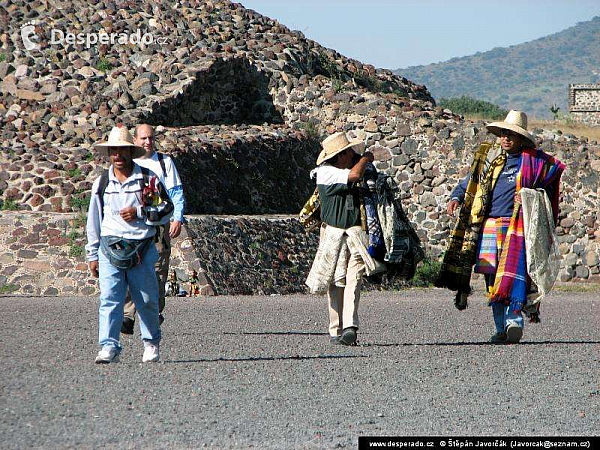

{"left": 100, "top": 236, "right": 153, "bottom": 270}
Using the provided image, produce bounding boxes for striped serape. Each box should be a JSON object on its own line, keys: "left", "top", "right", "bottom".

{"left": 474, "top": 217, "right": 511, "bottom": 275}
{"left": 490, "top": 148, "right": 565, "bottom": 314}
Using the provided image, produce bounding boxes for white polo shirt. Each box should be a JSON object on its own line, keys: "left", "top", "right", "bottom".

{"left": 85, "top": 163, "right": 169, "bottom": 261}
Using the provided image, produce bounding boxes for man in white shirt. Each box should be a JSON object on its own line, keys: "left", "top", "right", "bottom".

{"left": 121, "top": 124, "right": 186, "bottom": 334}
{"left": 86, "top": 125, "right": 173, "bottom": 363}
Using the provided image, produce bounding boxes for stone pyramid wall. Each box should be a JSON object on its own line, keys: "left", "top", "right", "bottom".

{"left": 0, "top": 0, "right": 599, "bottom": 295}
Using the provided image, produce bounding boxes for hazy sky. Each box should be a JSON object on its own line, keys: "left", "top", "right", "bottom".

{"left": 240, "top": 0, "right": 599, "bottom": 70}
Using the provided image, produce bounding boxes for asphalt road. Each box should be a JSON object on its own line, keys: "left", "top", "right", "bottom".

{"left": 1, "top": 286, "right": 598, "bottom": 449}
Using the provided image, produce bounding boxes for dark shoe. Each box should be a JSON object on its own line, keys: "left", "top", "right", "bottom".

{"left": 337, "top": 327, "right": 357, "bottom": 346}
{"left": 329, "top": 335, "right": 340, "bottom": 344}
{"left": 506, "top": 324, "right": 523, "bottom": 344}
{"left": 159, "top": 314, "right": 164, "bottom": 325}
{"left": 454, "top": 290, "right": 469, "bottom": 310}
{"left": 489, "top": 332, "right": 507, "bottom": 344}
{"left": 121, "top": 317, "right": 134, "bottom": 335}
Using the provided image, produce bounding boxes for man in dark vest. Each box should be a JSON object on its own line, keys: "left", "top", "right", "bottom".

{"left": 306, "top": 132, "right": 383, "bottom": 346}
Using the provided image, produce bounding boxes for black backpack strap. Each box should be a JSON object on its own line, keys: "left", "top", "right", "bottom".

{"left": 139, "top": 166, "right": 150, "bottom": 192}
{"left": 96, "top": 169, "right": 110, "bottom": 219}
{"left": 157, "top": 152, "right": 167, "bottom": 178}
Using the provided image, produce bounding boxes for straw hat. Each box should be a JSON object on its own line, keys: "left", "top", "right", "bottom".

{"left": 93, "top": 125, "right": 145, "bottom": 158}
{"left": 486, "top": 110, "right": 536, "bottom": 148}
{"left": 316, "top": 132, "right": 365, "bottom": 165}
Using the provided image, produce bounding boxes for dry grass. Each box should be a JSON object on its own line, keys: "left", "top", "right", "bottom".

{"left": 529, "top": 120, "right": 600, "bottom": 142}
{"left": 553, "top": 282, "right": 600, "bottom": 293}
{"left": 463, "top": 115, "right": 600, "bottom": 142}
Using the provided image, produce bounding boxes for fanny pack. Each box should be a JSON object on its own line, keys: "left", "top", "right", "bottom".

{"left": 100, "top": 236, "right": 153, "bottom": 270}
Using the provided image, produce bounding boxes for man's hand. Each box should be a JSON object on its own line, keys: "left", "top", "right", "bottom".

{"left": 89, "top": 260, "right": 99, "bottom": 278}
{"left": 120, "top": 206, "right": 137, "bottom": 222}
{"left": 350, "top": 150, "right": 374, "bottom": 166}
{"left": 169, "top": 220, "right": 182, "bottom": 239}
{"left": 348, "top": 151, "right": 375, "bottom": 183}
{"left": 447, "top": 199, "right": 460, "bottom": 216}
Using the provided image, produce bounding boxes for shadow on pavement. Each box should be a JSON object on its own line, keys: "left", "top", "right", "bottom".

{"left": 164, "top": 354, "right": 368, "bottom": 364}
{"left": 365, "top": 340, "right": 600, "bottom": 347}
{"left": 222, "top": 331, "right": 328, "bottom": 336}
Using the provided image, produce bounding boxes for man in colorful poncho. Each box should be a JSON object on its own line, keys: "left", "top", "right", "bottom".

{"left": 437, "top": 111, "right": 565, "bottom": 344}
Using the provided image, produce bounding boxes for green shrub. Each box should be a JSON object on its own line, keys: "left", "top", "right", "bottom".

{"left": 1, "top": 199, "right": 19, "bottom": 211}
{"left": 408, "top": 258, "right": 442, "bottom": 288}
{"left": 314, "top": 52, "right": 396, "bottom": 96}
{"left": 67, "top": 168, "right": 82, "bottom": 178}
{"left": 68, "top": 230, "right": 81, "bottom": 242}
{"left": 67, "top": 214, "right": 86, "bottom": 258}
{"left": 300, "top": 120, "right": 320, "bottom": 139}
{"left": 438, "top": 96, "right": 508, "bottom": 120}
{"left": 71, "top": 212, "right": 87, "bottom": 229}
{"left": 69, "top": 244, "right": 84, "bottom": 258}
{"left": 96, "top": 58, "right": 113, "bottom": 73}
{"left": 0, "top": 53, "right": 6, "bottom": 62}
{"left": 69, "top": 192, "right": 91, "bottom": 212}
{"left": 332, "top": 79, "right": 345, "bottom": 93}
{"left": 0, "top": 284, "right": 18, "bottom": 294}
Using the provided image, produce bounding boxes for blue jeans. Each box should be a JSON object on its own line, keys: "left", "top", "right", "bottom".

{"left": 485, "top": 274, "right": 524, "bottom": 334}
{"left": 491, "top": 303, "right": 524, "bottom": 334}
{"left": 98, "top": 243, "right": 161, "bottom": 350}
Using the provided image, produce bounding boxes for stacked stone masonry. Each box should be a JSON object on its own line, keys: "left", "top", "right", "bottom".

{"left": 1, "top": 1, "right": 599, "bottom": 296}
{"left": 569, "top": 84, "right": 600, "bottom": 126}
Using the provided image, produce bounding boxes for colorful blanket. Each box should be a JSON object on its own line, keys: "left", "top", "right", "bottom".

{"left": 490, "top": 148, "right": 565, "bottom": 315}
{"left": 435, "top": 142, "right": 505, "bottom": 309}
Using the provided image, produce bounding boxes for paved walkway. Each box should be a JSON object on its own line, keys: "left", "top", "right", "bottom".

{"left": 1, "top": 288, "right": 598, "bottom": 448}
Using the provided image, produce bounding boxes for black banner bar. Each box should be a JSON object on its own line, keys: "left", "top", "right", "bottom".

{"left": 358, "top": 436, "right": 598, "bottom": 450}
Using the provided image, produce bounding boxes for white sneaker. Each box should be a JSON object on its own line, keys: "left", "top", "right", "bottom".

{"left": 95, "top": 346, "right": 119, "bottom": 364}
{"left": 142, "top": 343, "right": 160, "bottom": 363}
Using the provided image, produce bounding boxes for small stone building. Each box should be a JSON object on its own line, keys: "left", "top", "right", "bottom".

{"left": 569, "top": 84, "right": 600, "bottom": 126}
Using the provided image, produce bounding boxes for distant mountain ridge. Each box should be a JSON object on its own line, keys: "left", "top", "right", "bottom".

{"left": 395, "top": 16, "right": 600, "bottom": 118}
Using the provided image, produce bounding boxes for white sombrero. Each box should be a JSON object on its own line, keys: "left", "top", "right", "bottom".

{"left": 93, "top": 125, "right": 145, "bottom": 158}
{"left": 316, "top": 132, "right": 365, "bottom": 165}
{"left": 486, "top": 110, "right": 536, "bottom": 148}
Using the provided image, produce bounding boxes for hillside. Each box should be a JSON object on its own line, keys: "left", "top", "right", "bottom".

{"left": 395, "top": 17, "right": 600, "bottom": 118}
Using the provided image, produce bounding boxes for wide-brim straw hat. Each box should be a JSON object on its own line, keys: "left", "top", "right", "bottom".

{"left": 93, "top": 125, "right": 145, "bottom": 158}
{"left": 486, "top": 110, "right": 536, "bottom": 148}
{"left": 316, "top": 132, "right": 365, "bottom": 165}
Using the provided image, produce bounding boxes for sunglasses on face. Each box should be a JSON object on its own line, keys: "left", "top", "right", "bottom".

{"left": 499, "top": 130, "right": 520, "bottom": 140}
